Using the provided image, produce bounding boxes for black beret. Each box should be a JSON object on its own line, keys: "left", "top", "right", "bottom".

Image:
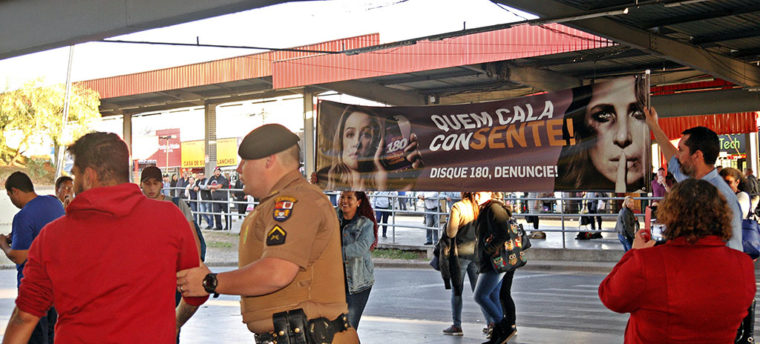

{"left": 238, "top": 124, "right": 299, "bottom": 160}
{"left": 140, "top": 166, "right": 163, "bottom": 182}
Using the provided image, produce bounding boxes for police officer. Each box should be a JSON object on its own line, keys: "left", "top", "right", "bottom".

{"left": 176, "top": 124, "right": 358, "bottom": 344}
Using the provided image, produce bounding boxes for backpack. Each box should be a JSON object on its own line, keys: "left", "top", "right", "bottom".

{"left": 171, "top": 197, "right": 207, "bottom": 261}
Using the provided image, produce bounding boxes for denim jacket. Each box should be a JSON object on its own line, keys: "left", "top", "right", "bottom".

{"left": 338, "top": 210, "right": 375, "bottom": 294}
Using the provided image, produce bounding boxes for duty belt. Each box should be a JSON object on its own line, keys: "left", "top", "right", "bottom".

{"left": 254, "top": 310, "right": 350, "bottom": 344}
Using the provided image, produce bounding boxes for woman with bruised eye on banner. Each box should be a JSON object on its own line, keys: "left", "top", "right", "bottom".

{"left": 555, "top": 75, "right": 650, "bottom": 192}
{"left": 325, "top": 105, "right": 423, "bottom": 191}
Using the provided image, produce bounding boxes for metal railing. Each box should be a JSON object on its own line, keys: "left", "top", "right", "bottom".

{"left": 357, "top": 193, "right": 660, "bottom": 249}
{"left": 165, "top": 187, "right": 660, "bottom": 249}
{"left": 165, "top": 186, "right": 256, "bottom": 230}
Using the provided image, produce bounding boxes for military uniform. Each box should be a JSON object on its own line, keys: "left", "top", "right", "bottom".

{"left": 239, "top": 169, "right": 358, "bottom": 343}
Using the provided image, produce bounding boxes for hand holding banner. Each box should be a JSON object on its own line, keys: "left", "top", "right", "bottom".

{"left": 316, "top": 75, "right": 650, "bottom": 192}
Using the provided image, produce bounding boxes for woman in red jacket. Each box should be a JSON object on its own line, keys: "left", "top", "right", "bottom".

{"left": 599, "top": 178, "right": 755, "bottom": 343}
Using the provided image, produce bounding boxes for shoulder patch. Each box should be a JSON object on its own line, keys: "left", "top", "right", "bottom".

{"left": 273, "top": 196, "right": 297, "bottom": 222}
{"left": 266, "top": 225, "right": 287, "bottom": 246}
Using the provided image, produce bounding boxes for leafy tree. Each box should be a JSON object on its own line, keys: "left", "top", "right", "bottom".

{"left": 0, "top": 79, "right": 101, "bottom": 166}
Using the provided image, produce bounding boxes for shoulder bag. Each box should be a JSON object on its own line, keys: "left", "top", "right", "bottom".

{"left": 490, "top": 219, "right": 530, "bottom": 273}
{"left": 740, "top": 192, "right": 760, "bottom": 259}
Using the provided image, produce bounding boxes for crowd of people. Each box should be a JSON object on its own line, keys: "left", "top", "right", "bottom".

{"left": 1, "top": 104, "right": 759, "bottom": 344}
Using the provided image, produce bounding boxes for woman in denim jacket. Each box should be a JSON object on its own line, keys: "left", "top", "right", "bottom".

{"left": 337, "top": 191, "right": 378, "bottom": 330}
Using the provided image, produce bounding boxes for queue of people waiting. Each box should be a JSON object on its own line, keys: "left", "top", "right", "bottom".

{"left": 157, "top": 168, "right": 253, "bottom": 231}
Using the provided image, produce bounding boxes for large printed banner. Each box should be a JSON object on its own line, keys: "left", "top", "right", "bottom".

{"left": 316, "top": 75, "right": 651, "bottom": 192}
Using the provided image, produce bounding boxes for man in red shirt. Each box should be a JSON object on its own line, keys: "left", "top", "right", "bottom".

{"left": 3, "top": 132, "right": 207, "bottom": 343}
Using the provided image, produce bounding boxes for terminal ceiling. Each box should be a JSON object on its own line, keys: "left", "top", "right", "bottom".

{"left": 3, "top": 0, "right": 760, "bottom": 117}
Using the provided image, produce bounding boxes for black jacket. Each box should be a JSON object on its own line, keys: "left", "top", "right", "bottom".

{"left": 475, "top": 200, "right": 512, "bottom": 272}
{"left": 437, "top": 234, "right": 464, "bottom": 295}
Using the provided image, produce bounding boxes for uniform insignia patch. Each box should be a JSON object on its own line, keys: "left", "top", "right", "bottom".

{"left": 273, "top": 196, "right": 297, "bottom": 222}
{"left": 266, "top": 225, "right": 287, "bottom": 246}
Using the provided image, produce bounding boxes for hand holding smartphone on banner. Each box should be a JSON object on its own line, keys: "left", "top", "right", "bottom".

{"left": 372, "top": 115, "right": 423, "bottom": 190}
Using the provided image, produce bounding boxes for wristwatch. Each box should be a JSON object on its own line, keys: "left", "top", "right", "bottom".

{"left": 202, "top": 273, "right": 220, "bottom": 298}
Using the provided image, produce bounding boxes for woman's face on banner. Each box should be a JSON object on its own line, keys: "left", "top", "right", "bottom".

{"left": 586, "top": 77, "right": 646, "bottom": 184}
{"left": 342, "top": 111, "right": 376, "bottom": 170}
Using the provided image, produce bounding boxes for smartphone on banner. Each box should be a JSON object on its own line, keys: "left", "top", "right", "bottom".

{"left": 380, "top": 115, "right": 413, "bottom": 171}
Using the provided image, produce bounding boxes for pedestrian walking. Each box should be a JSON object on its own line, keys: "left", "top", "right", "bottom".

{"left": 176, "top": 124, "right": 359, "bottom": 343}
{"left": 338, "top": 191, "right": 377, "bottom": 330}
{"left": 440, "top": 192, "right": 485, "bottom": 336}
{"left": 614, "top": 196, "right": 638, "bottom": 252}
{"left": 373, "top": 191, "right": 393, "bottom": 238}
{"left": 2, "top": 132, "right": 206, "bottom": 342}
{"left": 1, "top": 172, "right": 64, "bottom": 344}
{"left": 419, "top": 192, "right": 440, "bottom": 245}
{"left": 195, "top": 171, "right": 214, "bottom": 229}
{"left": 473, "top": 192, "right": 518, "bottom": 344}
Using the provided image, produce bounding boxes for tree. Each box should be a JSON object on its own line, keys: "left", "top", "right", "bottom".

{"left": 0, "top": 79, "right": 101, "bottom": 166}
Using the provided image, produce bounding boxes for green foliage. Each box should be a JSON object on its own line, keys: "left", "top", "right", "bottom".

{"left": 0, "top": 79, "right": 101, "bottom": 166}
{"left": 206, "top": 241, "right": 234, "bottom": 248}
{"left": 371, "top": 248, "right": 426, "bottom": 260}
{"left": 26, "top": 157, "right": 48, "bottom": 179}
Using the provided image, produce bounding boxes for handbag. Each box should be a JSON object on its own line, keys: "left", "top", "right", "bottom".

{"left": 490, "top": 219, "right": 530, "bottom": 273}
{"left": 741, "top": 194, "right": 760, "bottom": 259}
{"left": 735, "top": 299, "right": 756, "bottom": 344}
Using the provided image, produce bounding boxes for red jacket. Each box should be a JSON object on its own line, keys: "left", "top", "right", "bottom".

{"left": 17, "top": 183, "right": 207, "bottom": 343}
{"left": 599, "top": 236, "right": 755, "bottom": 343}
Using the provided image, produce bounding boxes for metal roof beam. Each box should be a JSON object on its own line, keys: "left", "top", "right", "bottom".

{"left": 319, "top": 80, "right": 426, "bottom": 106}
{"left": 438, "top": 87, "right": 538, "bottom": 105}
{"left": 505, "top": 64, "right": 582, "bottom": 91}
{"left": 643, "top": 4, "right": 760, "bottom": 30}
{"left": 496, "top": 0, "right": 760, "bottom": 87}
{"left": 652, "top": 89, "right": 760, "bottom": 117}
{"left": 691, "top": 28, "right": 760, "bottom": 46}
{"left": 376, "top": 68, "right": 484, "bottom": 87}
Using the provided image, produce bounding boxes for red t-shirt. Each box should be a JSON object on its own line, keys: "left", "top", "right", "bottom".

{"left": 17, "top": 183, "right": 207, "bottom": 343}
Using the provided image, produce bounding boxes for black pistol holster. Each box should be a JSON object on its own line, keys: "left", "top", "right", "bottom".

{"left": 272, "top": 309, "right": 309, "bottom": 344}
{"left": 268, "top": 309, "right": 350, "bottom": 344}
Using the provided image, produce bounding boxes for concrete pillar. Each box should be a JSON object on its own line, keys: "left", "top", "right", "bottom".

{"left": 122, "top": 113, "right": 133, "bottom": 182}
{"left": 204, "top": 103, "right": 217, "bottom": 175}
{"left": 302, "top": 88, "right": 316, "bottom": 176}
{"left": 747, "top": 132, "right": 758, "bottom": 173}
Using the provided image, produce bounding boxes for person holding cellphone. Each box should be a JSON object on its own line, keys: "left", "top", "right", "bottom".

{"left": 599, "top": 179, "right": 755, "bottom": 343}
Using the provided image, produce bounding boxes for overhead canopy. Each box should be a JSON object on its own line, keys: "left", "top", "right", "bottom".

{"left": 492, "top": 0, "right": 760, "bottom": 89}
{"left": 0, "top": 0, "right": 299, "bottom": 60}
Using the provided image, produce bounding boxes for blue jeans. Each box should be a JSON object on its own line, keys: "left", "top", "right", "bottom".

{"left": 618, "top": 233, "right": 632, "bottom": 252}
{"left": 474, "top": 270, "right": 505, "bottom": 324}
{"left": 375, "top": 209, "right": 391, "bottom": 237}
{"left": 451, "top": 258, "right": 479, "bottom": 327}
{"left": 346, "top": 286, "right": 372, "bottom": 330}
{"left": 424, "top": 208, "right": 439, "bottom": 243}
{"left": 199, "top": 201, "right": 213, "bottom": 227}
{"left": 189, "top": 199, "right": 198, "bottom": 224}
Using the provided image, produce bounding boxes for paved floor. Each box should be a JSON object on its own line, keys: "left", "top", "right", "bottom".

{"left": 0, "top": 267, "right": 627, "bottom": 344}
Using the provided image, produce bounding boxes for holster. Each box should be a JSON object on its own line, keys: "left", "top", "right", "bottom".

{"left": 267, "top": 309, "right": 350, "bottom": 344}
{"left": 272, "top": 309, "right": 309, "bottom": 344}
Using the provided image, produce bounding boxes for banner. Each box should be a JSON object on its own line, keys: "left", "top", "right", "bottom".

{"left": 316, "top": 75, "right": 650, "bottom": 192}
{"left": 181, "top": 140, "right": 205, "bottom": 168}
{"left": 217, "top": 138, "right": 239, "bottom": 166}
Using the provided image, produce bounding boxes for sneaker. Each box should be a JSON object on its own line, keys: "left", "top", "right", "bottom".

{"left": 442, "top": 325, "right": 463, "bottom": 336}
